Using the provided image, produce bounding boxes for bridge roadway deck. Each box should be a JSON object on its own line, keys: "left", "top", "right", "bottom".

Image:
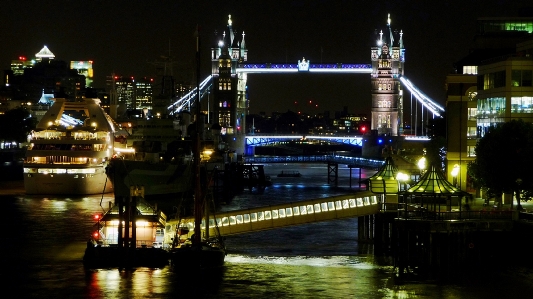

{"left": 166, "top": 191, "right": 379, "bottom": 238}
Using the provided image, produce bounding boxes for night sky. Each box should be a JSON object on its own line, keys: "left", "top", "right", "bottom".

{"left": 1, "top": 0, "right": 531, "bottom": 115}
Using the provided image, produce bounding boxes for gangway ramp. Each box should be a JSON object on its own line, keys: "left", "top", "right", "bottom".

{"left": 166, "top": 192, "right": 379, "bottom": 241}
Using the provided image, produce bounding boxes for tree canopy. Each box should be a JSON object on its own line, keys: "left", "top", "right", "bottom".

{"left": 468, "top": 120, "right": 533, "bottom": 207}
{"left": 0, "top": 107, "right": 37, "bottom": 145}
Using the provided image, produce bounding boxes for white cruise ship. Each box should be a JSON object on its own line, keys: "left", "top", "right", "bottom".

{"left": 24, "top": 98, "right": 115, "bottom": 195}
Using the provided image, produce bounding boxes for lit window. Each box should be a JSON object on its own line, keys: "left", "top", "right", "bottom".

{"left": 467, "top": 146, "right": 476, "bottom": 157}
{"left": 463, "top": 66, "right": 478, "bottom": 75}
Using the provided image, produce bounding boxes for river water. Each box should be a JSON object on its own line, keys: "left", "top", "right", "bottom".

{"left": 4, "top": 163, "right": 533, "bottom": 298}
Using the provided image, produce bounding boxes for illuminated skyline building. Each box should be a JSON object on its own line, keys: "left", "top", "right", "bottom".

{"left": 10, "top": 56, "right": 35, "bottom": 77}
{"left": 370, "top": 14, "right": 404, "bottom": 136}
{"left": 135, "top": 77, "right": 154, "bottom": 111}
{"left": 446, "top": 16, "right": 533, "bottom": 193}
{"left": 108, "top": 75, "right": 135, "bottom": 117}
{"left": 70, "top": 61, "right": 94, "bottom": 88}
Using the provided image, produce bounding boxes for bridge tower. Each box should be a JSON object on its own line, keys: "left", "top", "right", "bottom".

{"left": 210, "top": 15, "right": 248, "bottom": 156}
{"left": 370, "top": 14, "right": 405, "bottom": 136}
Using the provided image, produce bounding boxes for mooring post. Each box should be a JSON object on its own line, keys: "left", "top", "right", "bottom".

{"left": 327, "top": 162, "right": 338, "bottom": 187}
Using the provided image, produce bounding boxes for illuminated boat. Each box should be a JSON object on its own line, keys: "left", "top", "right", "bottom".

{"left": 83, "top": 188, "right": 169, "bottom": 268}
{"left": 23, "top": 98, "right": 115, "bottom": 195}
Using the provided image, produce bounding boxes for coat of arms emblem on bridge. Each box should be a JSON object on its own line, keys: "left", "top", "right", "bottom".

{"left": 298, "top": 58, "right": 310, "bottom": 71}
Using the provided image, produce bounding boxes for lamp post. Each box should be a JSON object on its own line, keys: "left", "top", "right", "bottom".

{"left": 515, "top": 178, "right": 523, "bottom": 210}
{"left": 396, "top": 172, "right": 409, "bottom": 191}
{"left": 417, "top": 157, "right": 426, "bottom": 181}
{"left": 451, "top": 164, "right": 460, "bottom": 188}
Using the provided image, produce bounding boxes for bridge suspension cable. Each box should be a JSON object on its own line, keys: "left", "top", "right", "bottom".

{"left": 168, "top": 75, "right": 213, "bottom": 114}
{"left": 400, "top": 76, "right": 444, "bottom": 117}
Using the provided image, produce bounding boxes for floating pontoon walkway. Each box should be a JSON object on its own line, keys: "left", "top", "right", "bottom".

{"left": 166, "top": 191, "right": 379, "bottom": 239}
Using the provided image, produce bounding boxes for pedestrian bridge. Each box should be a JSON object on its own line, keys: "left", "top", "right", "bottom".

{"left": 165, "top": 191, "right": 379, "bottom": 239}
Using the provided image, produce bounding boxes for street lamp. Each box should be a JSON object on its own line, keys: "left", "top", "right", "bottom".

{"left": 417, "top": 157, "right": 426, "bottom": 181}
{"left": 396, "top": 172, "right": 409, "bottom": 191}
{"left": 451, "top": 164, "right": 460, "bottom": 188}
{"left": 516, "top": 178, "right": 523, "bottom": 210}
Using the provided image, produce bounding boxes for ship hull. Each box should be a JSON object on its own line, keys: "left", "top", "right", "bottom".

{"left": 107, "top": 159, "right": 193, "bottom": 198}
{"left": 24, "top": 167, "right": 112, "bottom": 195}
{"left": 170, "top": 245, "right": 225, "bottom": 269}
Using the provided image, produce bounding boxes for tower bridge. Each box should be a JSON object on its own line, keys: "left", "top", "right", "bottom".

{"left": 245, "top": 134, "right": 363, "bottom": 147}
{"left": 167, "top": 14, "right": 444, "bottom": 155}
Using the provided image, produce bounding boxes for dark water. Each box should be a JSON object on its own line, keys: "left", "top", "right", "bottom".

{"left": 4, "top": 163, "right": 533, "bottom": 298}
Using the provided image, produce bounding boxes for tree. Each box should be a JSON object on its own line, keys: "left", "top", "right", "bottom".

{"left": 0, "top": 107, "right": 37, "bottom": 146}
{"left": 468, "top": 120, "right": 533, "bottom": 209}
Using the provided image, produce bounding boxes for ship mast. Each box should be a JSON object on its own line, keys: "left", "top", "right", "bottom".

{"left": 193, "top": 25, "right": 202, "bottom": 246}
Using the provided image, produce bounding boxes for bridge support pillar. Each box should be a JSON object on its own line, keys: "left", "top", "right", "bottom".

{"left": 358, "top": 215, "right": 374, "bottom": 242}
{"left": 327, "top": 162, "right": 338, "bottom": 187}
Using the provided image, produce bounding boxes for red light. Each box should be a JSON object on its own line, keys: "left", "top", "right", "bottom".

{"left": 94, "top": 214, "right": 100, "bottom": 221}
{"left": 19, "top": 56, "right": 26, "bottom": 61}
{"left": 93, "top": 232, "right": 99, "bottom": 239}
{"left": 361, "top": 126, "right": 366, "bottom": 132}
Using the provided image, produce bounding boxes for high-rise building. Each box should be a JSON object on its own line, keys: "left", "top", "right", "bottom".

{"left": 35, "top": 45, "right": 55, "bottom": 61}
{"left": 70, "top": 61, "right": 94, "bottom": 88}
{"left": 135, "top": 77, "right": 154, "bottom": 111}
{"left": 10, "top": 56, "right": 35, "bottom": 77}
{"left": 446, "top": 16, "right": 533, "bottom": 193}
{"left": 107, "top": 75, "right": 135, "bottom": 117}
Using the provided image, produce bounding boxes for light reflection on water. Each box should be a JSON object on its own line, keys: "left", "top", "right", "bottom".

{"left": 4, "top": 163, "right": 533, "bottom": 298}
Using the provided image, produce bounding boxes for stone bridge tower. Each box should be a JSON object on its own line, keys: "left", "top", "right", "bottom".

{"left": 210, "top": 15, "right": 248, "bottom": 156}
{"left": 370, "top": 14, "right": 405, "bottom": 136}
